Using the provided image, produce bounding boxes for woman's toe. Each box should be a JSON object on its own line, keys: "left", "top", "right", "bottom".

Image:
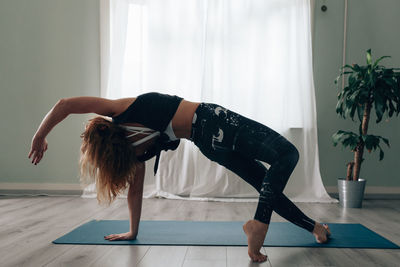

{"left": 323, "top": 224, "right": 331, "bottom": 236}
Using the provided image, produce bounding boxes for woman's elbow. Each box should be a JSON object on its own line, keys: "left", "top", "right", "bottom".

{"left": 54, "top": 98, "right": 70, "bottom": 115}
{"left": 55, "top": 98, "right": 67, "bottom": 108}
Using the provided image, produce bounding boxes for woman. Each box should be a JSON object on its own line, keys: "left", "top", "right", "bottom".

{"left": 29, "top": 92, "right": 330, "bottom": 263}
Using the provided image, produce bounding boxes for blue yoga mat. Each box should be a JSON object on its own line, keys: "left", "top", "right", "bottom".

{"left": 53, "top": 220, "right": 399, "bottom": 248}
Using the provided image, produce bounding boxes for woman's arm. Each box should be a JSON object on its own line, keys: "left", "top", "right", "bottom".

{"left": 128, "top": 161, "right": 145, "bottom": 236}
{"left": 104, "top": 161, "right": 145, "bottom": 241}
{"left": 28, "top": 97, "right": 133, "bottom": 165}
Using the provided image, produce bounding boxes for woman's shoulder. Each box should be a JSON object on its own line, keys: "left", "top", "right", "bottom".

{"left": 112, "top": 97, "right": 136, "bottom": 118}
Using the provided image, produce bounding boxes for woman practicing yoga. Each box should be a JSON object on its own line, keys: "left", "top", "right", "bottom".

{"left": 29, "top": 92, "right": 330, "bottom": 263}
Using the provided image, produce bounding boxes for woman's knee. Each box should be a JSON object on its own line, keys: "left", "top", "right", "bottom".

{"left": 282, "top": 143, "right": 299, "bottom": 169}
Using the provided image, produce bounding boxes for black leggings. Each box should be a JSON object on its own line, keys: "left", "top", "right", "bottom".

{"left": 190, "top": 103, "right": 315, "bottom": 232}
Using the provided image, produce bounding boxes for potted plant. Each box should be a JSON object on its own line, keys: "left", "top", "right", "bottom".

{"left": 332, "top": 49, "right": 400, "bottom": 208}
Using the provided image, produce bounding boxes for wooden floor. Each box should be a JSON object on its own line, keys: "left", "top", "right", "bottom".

{"left": 0, "top": 196, "right": 399, "bottom": 267}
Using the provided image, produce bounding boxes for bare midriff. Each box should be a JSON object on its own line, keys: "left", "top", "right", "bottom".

{"left": 118, "top": 98, "right": 200, "bottom": 144}
{"left": 171, "top": 100, "right": 201, "bottom": 139}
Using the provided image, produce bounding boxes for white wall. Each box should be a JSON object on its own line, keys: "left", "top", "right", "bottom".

{"left": 314, "top": 0, "right": 400, "bottom": 187}
{"left": 0, "top": 0, "right": 100, "bottom": 185}
{"left": 1, "top": 0, "right": 400, "bottom": 191}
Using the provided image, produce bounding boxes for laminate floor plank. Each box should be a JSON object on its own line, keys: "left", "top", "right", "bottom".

{"left": 1, "top": 196, "right": 400, "bottom": 267}
{"left": 178, "top": 200, "right": 253, "bottom": 221}
{"left": 136, "top": 246, "right": 188, "bottom": 267}
{"left": 0, "top": 197, "right": 110, "bottom": 267}
{"left": 2, "top": 227, "right": 76, "bottom": 267}
{"left": 227, "top": 247, "right": 270, "bottom": 267}
{"left": 303, "top": 247, "right": 358, "bottom": 267}
{"left": 183, "top": 259, "right": 226, "bottom": 267}
{"left": 0, "top": 196, "right": 31, "bottom": 208}
{"left": 140, "top": 198, "right": 184, "bottom": 220}
{"left": 44, "top": 245, "right": 111, "bottom": 267}
{"left": 334, "top": 248, "right": 400, "bottom": 267}
{"left": 265, "top": 247, "right": 313, "bottom": 267}
{"left": 89, "top": 246, "right": 150, "bottom": 267}
{"left": 185, "top": 246, "right": 226, "bottom": 260}
{"left": 0, "top": 197, "right": 81, "bottom": 250}
{"left": 0, "top": 196, "right": 56, "bottom": 226}
{"left": 89, "top": 198, "right": 128, "bottom": 220}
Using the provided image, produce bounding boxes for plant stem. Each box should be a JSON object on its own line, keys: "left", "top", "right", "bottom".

{"left": 353, "top": 101, "right": 372, "bottom": 181}
{"left": 346, "top": 162, "right": 354, "bottom": 181}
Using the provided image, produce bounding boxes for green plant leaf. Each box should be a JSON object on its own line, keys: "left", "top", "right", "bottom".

{"left": 332, "top": 130, "right": 360, "bottom": 151}
{"left": 352, "top": 64, "right": 361, "bottom": 72}
{"left": 350, "top": 104, "right": 357, "bottom": 121}
{"left": 332, "top": 130, "right": 345, "bottom": 146}
{"left": 361, "top": 134, "right": 390, "bottom": 160}
{"left": 381, "top": 136, "right": 390, "bottom": 147}
{"left": 374, "top": 92, "right": 386, "bottom": 123}
{"left": 388, "top": 100, "right": 395, "bottom": 117}
{"left": 366, "top": 49, "right": 372, "bottom": 65}
{"left": 341, "top": 64, "right": 356, "bottom": 71}
{"left": 363, "top": 135, "right": 379, "bottom": 151}
{"left": 335, "top": 50, "right": 400, "bottom": 165}
{"left": 379, "top": 147, "right": 384, "bottom": 160}
{"left": 373, "top": 56, "right": 391, "bottom": 69}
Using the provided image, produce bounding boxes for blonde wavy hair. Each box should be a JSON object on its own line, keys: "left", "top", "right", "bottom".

{"left": 80, "top": 116, "right": 138, "bottom": 205}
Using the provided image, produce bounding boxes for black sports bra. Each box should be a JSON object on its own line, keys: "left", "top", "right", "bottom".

{"left": 112, "top": 92, "right": 183, "bottom": 175}
{"left": 112, "top": 92, "right": 183, "bottom": 131}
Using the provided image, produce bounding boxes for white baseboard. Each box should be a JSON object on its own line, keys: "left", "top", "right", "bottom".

{"left": 0, "top": 183, "right": 82, "bottom": 196}
{"left": 1, "top": 183, "right": 400, "bottom": 199}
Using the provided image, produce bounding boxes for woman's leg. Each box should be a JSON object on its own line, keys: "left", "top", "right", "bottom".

{"left": 192, "top": 103, "right": 301, "bottom": 223}
{"left": 230, "top": 119, "right": 303, "bottom": 225}
{"left": 225, "top": 119, "right": 330, "bottom": 243}
{"left": 208, "top": 149, "right": 315, "bottom": 232}
{"left": 190, "top": 103, "right": 330, "bottom": 261}
{"left": 199, "top": 149, "right": 324, "bottom": 262}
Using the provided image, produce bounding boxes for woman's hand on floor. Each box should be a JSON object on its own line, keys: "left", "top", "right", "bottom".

{"left": 28, "top": 135, "right": 48, "bottom": 165}
{"left": 104, "top": 232, "right": 137, "bottom": 241}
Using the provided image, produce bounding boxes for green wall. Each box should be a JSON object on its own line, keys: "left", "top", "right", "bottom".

{"left": 314, "top": 0, "right": 400, "bottom": 186}
{"left": 0, "top": 0, "right": 100, "bottom": 184}
{"left": 0, "top": 0, "right": 399, "bottom": 187}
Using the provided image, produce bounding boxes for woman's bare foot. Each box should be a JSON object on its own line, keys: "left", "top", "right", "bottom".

{"left": 242, "top": 219, "right": 269, "bottom": 262}
{"left": 312, "top": 222, "right": 331, "bottom": 243}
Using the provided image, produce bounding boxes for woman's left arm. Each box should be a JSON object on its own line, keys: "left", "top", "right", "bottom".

{"left": 104, "top": 161, "right": 145, "bottom": 241}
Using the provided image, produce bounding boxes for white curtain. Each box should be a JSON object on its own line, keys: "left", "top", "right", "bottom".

{"left": 94, "top": 0, "right": 336, "bottom": 203}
